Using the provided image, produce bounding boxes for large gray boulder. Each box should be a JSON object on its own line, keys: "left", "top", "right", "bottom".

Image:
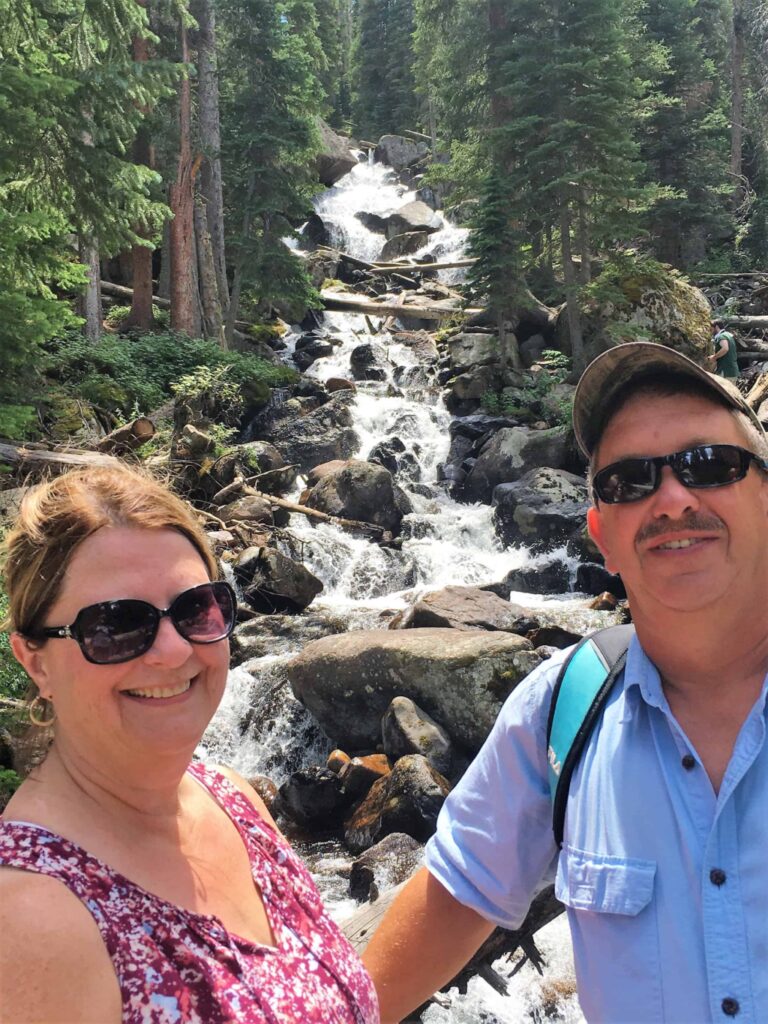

{"left": 316, "top": 118, "right": 358, "bottom": 186}
{"left": 448, "top": 333, "right": 499, "bottom": 375}
{"left": 374, "top": 135, "right": 429, "bottom": 171}
{"left": 349, "top": 833, "right": 423, "bottom": 902}
{"left": 287, "top": 628, "right": 542, "bottom": 751}
{"left": 235, "top": 547, "right": 323, "bottom": 614}
{"left": 396, "top": 585, "right": 531, "bottom": 634}
{"left": 305, "top": 459, "right": 413, "bottom": 536}
{"left": 492, "top": 467, "right": 591, "bottom": 555}
{"left": 267, "top": 394, "right": 359, "bottom": 474}
{"left": 238, "top": 440, "right": 297, "bottom": 495}
{"left": 384, "top": 201, "right": 442, "bottom": 239}
{"left": 382, "top": 696, "right": 454, "bottom": 776}
{"left": 379, "top": 231, "right": 431, "bottom": 262}
{"left": 463, "top": 426, "right": 570, "bottom": 504}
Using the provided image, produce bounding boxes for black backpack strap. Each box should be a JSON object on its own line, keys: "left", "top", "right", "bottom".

{"left": 546, "top": 624, "right": 634, "bottom": 848}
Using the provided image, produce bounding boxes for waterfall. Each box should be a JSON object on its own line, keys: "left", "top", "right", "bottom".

{"left": 199, "top": 153, "right": 589, "bottom": 1022}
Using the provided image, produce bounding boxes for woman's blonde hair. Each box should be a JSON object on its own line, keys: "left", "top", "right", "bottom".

{"left": 2, "top": 465, "right": 217, "bottom": 637}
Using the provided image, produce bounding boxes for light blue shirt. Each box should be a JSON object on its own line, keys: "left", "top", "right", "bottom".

{"left": 425, "top": 635, "right": 768, "bottom": 1023}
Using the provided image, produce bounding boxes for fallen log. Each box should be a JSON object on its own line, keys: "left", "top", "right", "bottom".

{"left": 100, "top": 280, "right": 170, "bottom": 309}
{"left": 0, "top": 442, "right": 120, "bottom": 473}
{"left": 314, "top": 248, "right": 476, "bottom": 275}
{"left": 321, "top": 289, "right": 473, "bottom": 321}
{"left": 95, "top": 417, "right": 155, "bottom": 454}
{"left": 746, "top": 372, "right": 768, "bottom": 410}
{"left": 723, "top": 315, "right": 768, "bottom": 329}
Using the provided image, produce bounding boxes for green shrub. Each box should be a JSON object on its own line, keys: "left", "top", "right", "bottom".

{"left": 105, "top": 304, "right": 171, "bottom": 330}
{"left": 0, "top": 404, "right": 38, "bottom": 439}
{"left": 0, "top": 768, "right": 21, "bottom": 810}
{"left": 44, "top": 330, "right": 298, "bottom": 419}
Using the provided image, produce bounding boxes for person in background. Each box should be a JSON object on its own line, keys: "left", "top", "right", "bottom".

{"left": 362, "top": 342, "right": 768, "bottom": 1024}
{"left": 711, "top": 318, "right": 740, "bottom": 378}
{"left": 0, "top": 465, "right": 378, "bottom": 1024}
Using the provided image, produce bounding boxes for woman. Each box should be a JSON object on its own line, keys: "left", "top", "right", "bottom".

{"left": 0, "top": 466, "right": 378, "bottom": 1024}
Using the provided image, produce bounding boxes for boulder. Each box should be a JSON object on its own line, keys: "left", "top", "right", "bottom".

{"left": 339, "top": 754, "right": 392, "bottom": 799}
{"left": 367, "top": 437, "right": 406, "bottom": 475}
{"left": 397, "top": 585, "right": 531, "bottom": 635}
{"left": 462, "top": 426, "right": 570, "bottom": 504}
{"left": 287, "top": 628, "right": 542, "bottom": 751}
{"left": 379, "top": 231, "right": 431, "bottom": 262}
{"left": 382, "top": 697, "right": 453, "bottom": 776}
{"left": 355, "top": 211, "right": 390, "bottom": 234}
{"left": 293, "top": 334, "right": 334, "bottom": 372}
{"left": 445, "top": 365, "right": 500, "bottom": 415}
{"left": 219, "top": 496, "right": 289, "bottom": 528}
{"left": 300, "top": 211, "right": 333, "bottom": 250}
{"left": 316, "top": 118, "right": 358, "bottom": 186}
{"left": 344, "top": 754, "right": 450, "bottom": 853}
{"left": 448, "top": 333, "right": 499, "bottom": 375}
{"left": 278, "top": 766, "right": 352, "bottom": 828}
{"left": 267, "top": 393, "right": 359, "bottom": 473}
{"left": 556, "top": 262, "right": 712, "bottom": 366}
{"left": 236, "top": 547, "right": 323, "bottom": 614}
{"left": 239, "top": 440, "right": 297, "bottom": 495}
{"left": 327, "top": 750, "right": 352, "bottom": 773}
{"left": 348, "top": 833, "right": 423, "bottom": 902}
{"left": 575, "top": 562, "right": 626, "bottom": 599}
{"left": 247, "top": 776, "right": 279, "bottom": 814}
{"left": 306, "top": 460, "right": 349, "bottom": 487}
{"left": 305, "top": 459, "right": 413, "bottom": 536}
{"left": 492, "top": 467, "right": 591, "bottom": 555}
{"left": 325, "top": 377, "right": 357, "bottom": 393}
{"left": 519, "top": 333, "right": 547, "bottom": 368}
{"left": 384, "top": 201, "right": 442, "bottom": 239}
{"left": 231, "top": 609, "right": 345, "bottom": 663}
{"left": 526, "top": 625, "right": 583, "bottom": 649}
{"left": 485, "top": 561, "right": 571, "bottom": 598}
{"left": 374, "top": 135, "right": 429, "bottom": 171}
{"left": 350, "top": 342, "right": 387, "bottom": 382}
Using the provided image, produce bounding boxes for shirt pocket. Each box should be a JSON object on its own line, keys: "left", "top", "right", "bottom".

{"left": 555, "top": 846, "right": 656, "bottom": 915}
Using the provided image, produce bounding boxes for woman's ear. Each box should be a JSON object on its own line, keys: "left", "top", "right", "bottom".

{"left": 10, "top": 633, "right": 52, "bottom": 698}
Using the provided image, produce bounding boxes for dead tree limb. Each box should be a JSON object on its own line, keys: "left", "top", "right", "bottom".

{"left": 0, "top": 442, "right": 120, "bottom": 472}
{"left": 320, "top": 289, "right": 472, "bottom": 321}
{"left": 95, "top": 417, "right": 155, "bottom": 454}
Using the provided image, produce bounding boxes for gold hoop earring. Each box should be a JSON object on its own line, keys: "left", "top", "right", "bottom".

{"left": 29, "top": 695, "right": 55, "bottom": 728}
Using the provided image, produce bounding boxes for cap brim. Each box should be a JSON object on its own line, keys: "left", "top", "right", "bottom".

{"left": 573, "top": 341, "right": 765, "bottom": 457}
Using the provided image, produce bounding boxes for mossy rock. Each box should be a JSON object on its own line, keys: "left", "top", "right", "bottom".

{"left": 245, "top": 321, "right": 285, "bottom": 345}
{"left": 556, "top": 261, "right": 712, "bottom": 366}
{"left": 45, "top": 392, "right": 104, "bottom": 441}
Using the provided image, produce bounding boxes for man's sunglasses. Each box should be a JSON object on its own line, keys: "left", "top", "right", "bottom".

{"left": 592, "top": 443, "right": 768, "bottom": 505}
{"left": 27, "top": 581, "right": 236, "bottom": 665}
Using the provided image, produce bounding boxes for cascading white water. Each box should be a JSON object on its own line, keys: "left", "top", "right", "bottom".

{"left": 200, "top": 154, "right": 594, "bottom": 1022}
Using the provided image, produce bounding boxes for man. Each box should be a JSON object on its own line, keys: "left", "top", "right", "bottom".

{"left": 711, "top": 319, "right": 739, "bottom": 379}
{"left": 363, "top": 341, "right": 768, "bottom": 1024}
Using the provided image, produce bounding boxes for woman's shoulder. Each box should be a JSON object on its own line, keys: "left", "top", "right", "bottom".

{"left": 0, "top": 867, "right": 122, "bottom": 1023}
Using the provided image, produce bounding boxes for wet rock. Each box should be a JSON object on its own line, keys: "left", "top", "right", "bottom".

{"left": 575, "top": 562, "right": 626, "bottom": 599}
{"left": 339, "top": 754, "right": 392, "bottom": 799}
{"left": 355, "top": 210, "right": 389, "bottom": 233}
{"left": 316, "top": 119, "right": 358, "bottom": 186}
{"left": 326, "top": 377, "right": 356, "bottom": 393}
{"left": 484, "top": 561, "right": 571, "bottom": 599}
{"left": 397, "top": 585, "right": 531, "bottom": 635}
{"left": 349, "top": 833, "right": 424, "bottom": 902}
{"left": 462, "top": 426, "right": 570, "bottom": 504}
{"left": 306, "top": 459, "right": 349, "bottom": 486}
{"left": 266, "top": 393, "right": 359, "bottom": 474}
{"left": 220, "top": 496, "right": 290, "bottom": 529}
{"left": 492, "top": 467, "right": 591, "bottom": 555}
{"left": 374, "top": 135, "right": 429, "bottom": 171}
{"left": 238, "top": 441, "right": 298, "bottom": 495}
{"left": 327, "top": 750, "right": 352, "bottom": 773}
{"left": 300, "top": 212, "right": 333, "bottom": 249}
{"left": 278, "top": 766, "right": 352, "bottom": 829}
{"left": 383, "top": 201, "right": 442, "bottom": 239}
{"left": 287, "top": 628, "right": 541, "bottom": 752}
{"left": 526, "top": 625, "right": 583, "bottom": 649}
{"left": 368, "top": 437, "right": 406, "bottom": 475}
{"left": 305, "top": 459, "right": 413, "bottom": 536}
{"left": 381, "top": 697, "right": 453, "bottom": 776}
{"left": 293, "top": 335, "right": 335, "bottom": 372}
{"left": 379, "top": 231, "right": 431, "bottom": 262}
{"left": 350, "top": 342, "right": 387, "bottom": 382}
{"left": 205, "top": 529, "right": 237, "bottom": 556}
{"left": 344, "top": 754, "right": 450, "bottom": 853}
{"left": 237, "top": 547, "right": 323, "bottom": 614}
{"left": 589, "top": 592, "right": 619, "bottom": 611}
{"left": 247, "top": 775, "right": 279, "bottom": 814}
{"left": 231, "top": 610, "right": 345, "bottom": 663}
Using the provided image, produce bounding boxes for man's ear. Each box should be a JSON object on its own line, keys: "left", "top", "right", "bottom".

{"left": 10, "top": 633, "right": 52, "bottom": 698}
{"left": 587, "top": 505, "right": 618, "bottom": 574}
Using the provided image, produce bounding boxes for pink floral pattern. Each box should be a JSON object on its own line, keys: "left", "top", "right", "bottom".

{"left": 0, "top": 763, "right": 379, "bottom": 1023}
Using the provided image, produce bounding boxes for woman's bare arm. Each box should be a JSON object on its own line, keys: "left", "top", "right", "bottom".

{"left": 0, "top": 869, "right": 122, "bottom": 1024}
{"left": 362, "top": 866, "right": 495, "bottom": 1024}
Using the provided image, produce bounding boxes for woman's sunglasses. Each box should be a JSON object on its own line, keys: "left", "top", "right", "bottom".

{"left": 27, "top": 581, "right": 236, "bottom": 665}
{"left": 593, "top": 443, "right": 768, "bottom": 505}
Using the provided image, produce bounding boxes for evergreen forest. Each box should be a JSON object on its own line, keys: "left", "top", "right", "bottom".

{"left": 2, "top": 0, "right": 768, "bottom": 434}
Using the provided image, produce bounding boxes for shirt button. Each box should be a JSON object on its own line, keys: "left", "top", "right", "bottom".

{"left": 721, "top": 997, "right": 739, "bottom": 1016}
{"left": 710, "top": 868, "right": 727, "bottom": 887}
{"left": 681, "top": 754, "right": 696, "bottom": 769}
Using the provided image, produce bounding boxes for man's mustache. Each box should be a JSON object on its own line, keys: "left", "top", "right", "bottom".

{"left": 636, "top": 513, "right": 725, "bottom": 545}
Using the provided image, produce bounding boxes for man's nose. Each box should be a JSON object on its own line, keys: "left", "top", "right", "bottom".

{"left": 649, "top": 465, "right": 700, "bottom": 517}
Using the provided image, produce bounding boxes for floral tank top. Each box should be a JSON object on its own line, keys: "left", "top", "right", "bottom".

{"left": 0, "top": 763, "right": 379, "bottom": 1024}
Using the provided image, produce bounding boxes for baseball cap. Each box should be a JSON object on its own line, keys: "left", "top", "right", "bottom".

{"left": 573, "top": 341, "right": 766, "bottom": 457}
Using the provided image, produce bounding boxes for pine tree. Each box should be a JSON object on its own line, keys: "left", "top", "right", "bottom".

{"left": 351, "top": 0, "right": 419, "bottom": 137}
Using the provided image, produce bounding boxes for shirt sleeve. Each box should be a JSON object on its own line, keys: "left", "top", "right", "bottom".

{"left": 424, "top": 648, "right": 569, "bottom": 929}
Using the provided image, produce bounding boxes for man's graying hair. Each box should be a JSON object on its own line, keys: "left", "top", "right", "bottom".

{"left": 587, "top": 371, "right": 768, "bottom": 493}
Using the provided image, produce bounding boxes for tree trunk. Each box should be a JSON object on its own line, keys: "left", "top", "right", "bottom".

{"left": 193, "top": 0, "right": 229, "bottom": 321}
{"left": 158, "top": 216, "right": 172, "bottom": 300}
{"left": 577, "top": 187, "right": 591, "bottom": 285}
{"left": 225, "top": 170, "right": 256, "bottom": 347}
{"left": 169, "top": 19, "right": 201, "bottom": 336}
{"left": 126, "top": 0, "right": 155, "bottom": 331}
{"left": 79, "top": 237, "right": 102, "bottom": 343}
{"left": 730, "top": 0, "right": 745, "bottom": 209}
{"left": 194, "top": 197, "right": 225, "bottom": 345}
{"left": 560, "top": 204, "right": 585, "bottom": 373}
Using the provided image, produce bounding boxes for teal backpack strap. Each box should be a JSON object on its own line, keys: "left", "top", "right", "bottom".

{"left": 546, "top": 624, "right": 634, "bottom": 848}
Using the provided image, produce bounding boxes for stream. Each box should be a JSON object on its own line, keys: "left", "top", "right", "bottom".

{"left": 199, "top": 155, "right": 598, "bottom": 1022}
